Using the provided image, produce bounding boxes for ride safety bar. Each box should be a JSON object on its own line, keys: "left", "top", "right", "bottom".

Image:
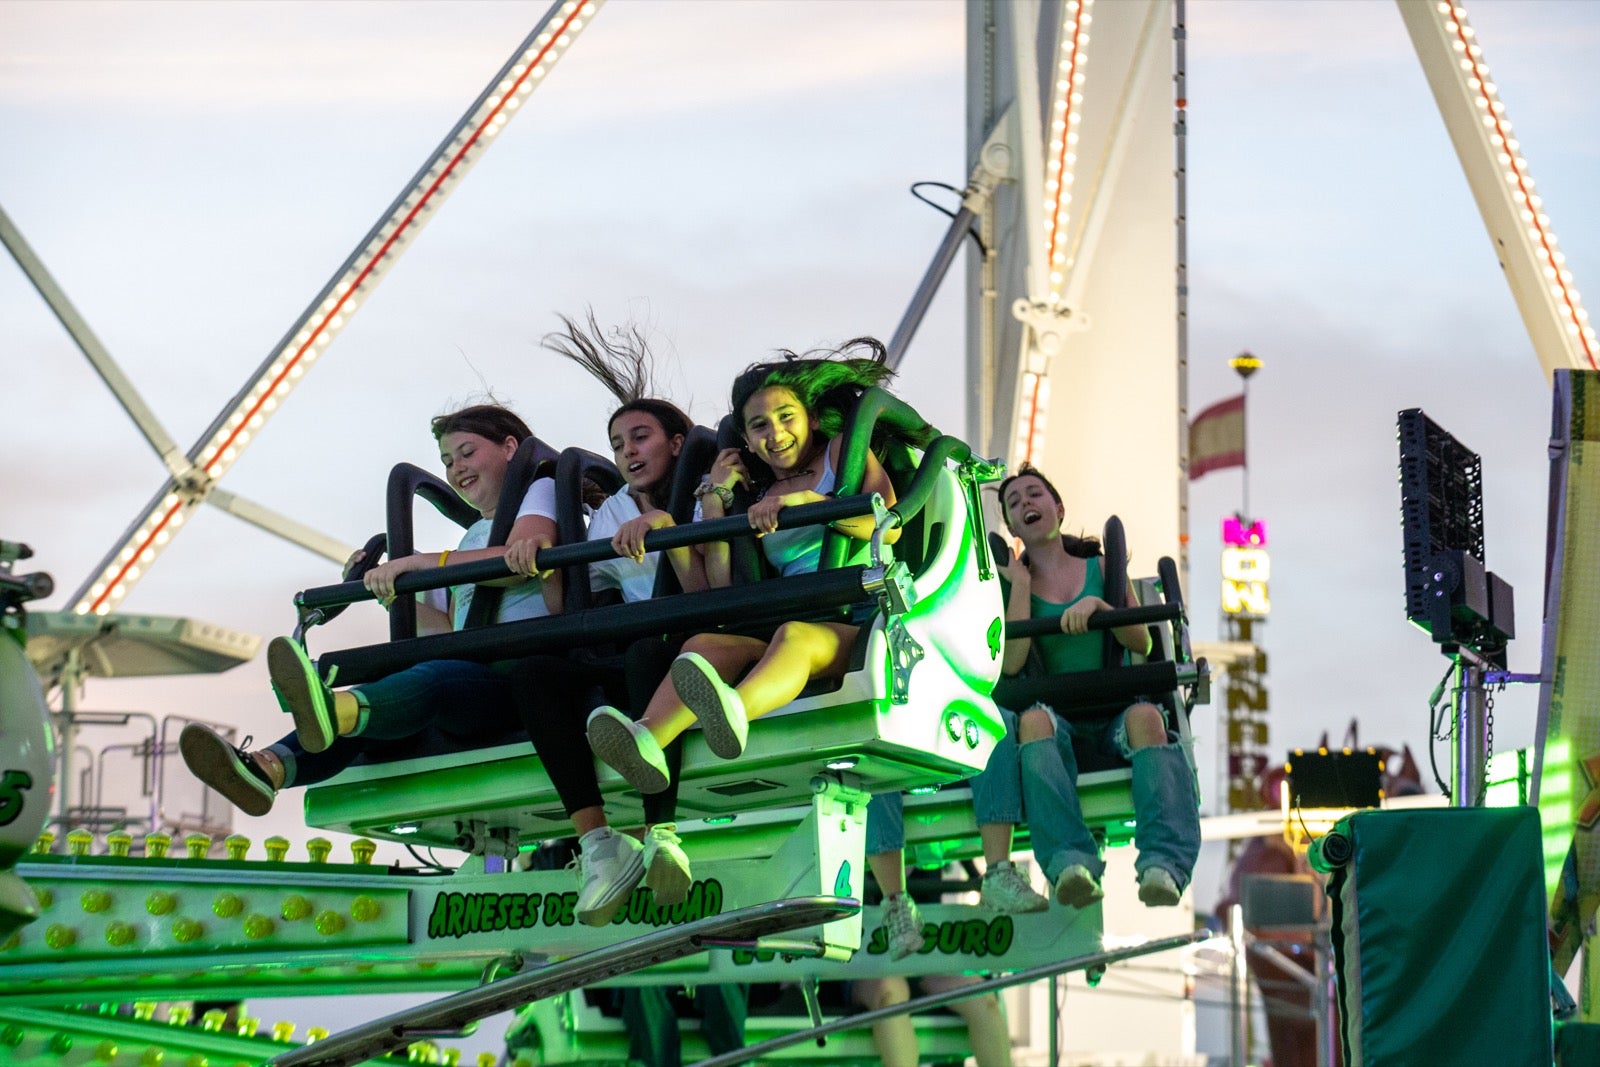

{"left": 1002, "top": 602, "right": 1181, "bottom": 640}
{"left": 317, "top": 564, "right": 882, "bottom": 687}
{"left": 295, "top": 493, "right": 883, "bottom": 613}
{"left": 993, "top": 661, "right": 1203, "bottom": 721}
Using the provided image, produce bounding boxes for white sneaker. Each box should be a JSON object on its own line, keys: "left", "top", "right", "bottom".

{"left": 642, "top": 823, "right": 693, "bottom": 906}
{"left": 980, "top": 861, "right": 1049, "bottom": 913}
{"left": 574, "top": 827, "right": 644, "bottom": 927}
{"left": 587, "top": 706, "right": 670, "bottom": 794}
{"left": 1053, "top": 864, "right": 1105, "bottom": 909}
{"left": 881, "top": 893, "right": 926, "bottom": 961}
{"left": 670, "top": 652, "right": 748, "bottom": 759}
{"left": 1138, "top": 866, "right": 1182, "bottom": 907}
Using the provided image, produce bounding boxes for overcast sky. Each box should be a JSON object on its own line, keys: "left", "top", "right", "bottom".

{"left": 4, "top": 0, "right": 1598, "bottom": 1008}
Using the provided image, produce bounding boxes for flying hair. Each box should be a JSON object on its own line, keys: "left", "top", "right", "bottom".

{"left": 730, "top": 337, "right": 934, "bottom": 448}
{"left": 542, "top": 310, "right": 693, "bottom": 442}
{"left": 543, "top": 310, "right": 656, "bottom": 407}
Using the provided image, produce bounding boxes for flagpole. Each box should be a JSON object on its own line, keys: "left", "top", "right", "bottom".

{"left": 1229, "top": 351, "right": 1261, "bottom": 519}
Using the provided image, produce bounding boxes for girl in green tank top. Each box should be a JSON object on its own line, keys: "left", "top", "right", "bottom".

{"left": 993, "top": 464, "right": 1199, "bottom": 911}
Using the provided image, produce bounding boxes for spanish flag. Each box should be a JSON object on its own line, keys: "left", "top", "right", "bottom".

{"left": 1189, "top": 394, "right": 1246, "bottom": 479}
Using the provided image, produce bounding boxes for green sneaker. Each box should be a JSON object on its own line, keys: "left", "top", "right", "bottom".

{"left": 267, "top": 636, "right": 336, "bottom": 753}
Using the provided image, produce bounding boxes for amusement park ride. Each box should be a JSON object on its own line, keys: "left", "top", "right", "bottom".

{"left": 0, "top": 1, "right": 1594, "bottom": 1065}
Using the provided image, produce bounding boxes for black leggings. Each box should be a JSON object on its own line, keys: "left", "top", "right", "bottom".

{"left": 511, "top": 636, "right": 687, "bottom": 827}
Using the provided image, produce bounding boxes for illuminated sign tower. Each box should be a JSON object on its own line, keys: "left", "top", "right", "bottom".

{"left": 1217, "top": 353, "right": 1272, "bottom": 814}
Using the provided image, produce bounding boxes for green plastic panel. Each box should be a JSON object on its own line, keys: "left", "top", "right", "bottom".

{"left": 1326, "top": 807, "right": 1553, "bottom": 1066}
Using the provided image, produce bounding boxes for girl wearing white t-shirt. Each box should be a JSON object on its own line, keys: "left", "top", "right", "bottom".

{"left": 503, "top": 316, "right": 710, "bottom": 926}
{"left": 179, "top": 404, "right": 557, "bottom": 816}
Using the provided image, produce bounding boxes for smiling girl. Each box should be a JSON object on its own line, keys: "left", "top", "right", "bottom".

{"left": 179, "top": 403, "right": 556, "bottom": 816}
{"left": 586, "top": 339, "right": 923, "bottom": 795}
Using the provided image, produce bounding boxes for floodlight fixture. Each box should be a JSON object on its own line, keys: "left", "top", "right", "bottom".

{"left": 1397, "top": 408, "right": 1512, "bottom": 654}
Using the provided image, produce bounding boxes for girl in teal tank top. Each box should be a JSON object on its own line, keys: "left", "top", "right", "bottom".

{"left": 1029, "top": 555, "right": 1109, "bottom": 676}
{"left": 586, "top": 340, "right": 932, "bottom": 800}
{"left": 992, "top": 464, "right": 1201, "bottom": 910}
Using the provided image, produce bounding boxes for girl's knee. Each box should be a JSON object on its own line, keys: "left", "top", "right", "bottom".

{"left": 854, "top": 975, "right": 910, "bottom": 1010}
{"left": 683, "top": 633, "right": 728, "bottom": 657}
{"left": 950, "top": 993, "right": 1004, "bottom": 1024}
{"left": 770, "top": 620, "right": 819, "bottom": 648}
{"left": 1125, "top": 703, "right": 1167, "bottom": 748}
{"left": 1018, "top": 706, "right": 1055, "bottom": 744}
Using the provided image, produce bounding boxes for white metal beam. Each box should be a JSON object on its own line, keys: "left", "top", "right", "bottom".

{"left": 1398, "top": 0, "right": 1596, "bottom": 380}
{"left": 0, "top": 205, "right": 191, "bottom": 482}
{"left": 68, "top": 0, "right": 604, "bottom": 615}
{"left": 204, "top": 489, "right": 357, "bottom": 568}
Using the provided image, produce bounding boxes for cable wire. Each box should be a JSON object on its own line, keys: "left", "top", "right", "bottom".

{"left": 1427, "top": 659, "right": 1456, "bottom": 799}
{"left": 909, "top": 181, "right": 988, "bottom": 254}
{"left": 406, "top": 843, "right": 453, "bottom": 874}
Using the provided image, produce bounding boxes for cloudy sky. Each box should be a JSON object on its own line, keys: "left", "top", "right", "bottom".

{"left": 3, "top": 0, "right": 1598, "bottom": 1023}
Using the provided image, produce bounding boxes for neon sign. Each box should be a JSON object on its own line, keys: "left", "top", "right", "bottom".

{"left": 1222, "top": 518, "right": 1270, "bottom": 616}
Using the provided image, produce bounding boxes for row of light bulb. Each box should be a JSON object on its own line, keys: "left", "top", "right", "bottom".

{"left": 1013, "top": 369, "right": 1054, "bottom": 469}
{"left": 1043, "top": 0, "right": 1092, "bottom": 304}
{"left": 1018, "top": 0, "right": 1093, "bottom": 469}
{"left": 74, "top": 0, "right": 603, "bottom": 617}
{"left": 1438, "top": 1, "right": 1594, "bottom": 365}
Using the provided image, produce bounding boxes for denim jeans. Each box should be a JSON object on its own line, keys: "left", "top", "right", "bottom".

{"left": 1021, "top": 705, "right": 1200, "bottom": 890}
{"left": 267, "top": 659, "right": 519, "bottom": 788}
{"left": 350, "top": 659, "right": 520, "bottom": 740}
{"left": 865, "top": 707, "right": 1023, "bottom": 855}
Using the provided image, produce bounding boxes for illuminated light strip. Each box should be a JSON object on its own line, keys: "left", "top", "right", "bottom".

{"left": 1013, "top": 370, "right": 1052, "bottom": 468}
{"left": 74, "top": 1, "right": 602, "bottom": 616}
{"left": 1016, "top": 0, "right": 1091, "bottom": 470}
{"left": 1043, "top": 0, "right": 1091, "bottom": 305}
{"left": 1439, "top": 2, "right": 1595, "bottom": 368}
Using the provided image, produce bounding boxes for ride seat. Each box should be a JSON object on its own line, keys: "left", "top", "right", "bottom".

{"left": 298, "top": 392, "right": 1007, "bottom": 853}
{"left": 664, "top": 559, "right": 1207, "bottom": 870}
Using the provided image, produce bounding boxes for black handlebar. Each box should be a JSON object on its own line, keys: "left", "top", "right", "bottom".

{"left": 1003, "top": 602, "right": 1180, "bottom": 640}
{"left": 0, "top": 571, "right": 52, "bottom": 603}
{"left": 296, "top": 493, "right": 883, "bottom": 612}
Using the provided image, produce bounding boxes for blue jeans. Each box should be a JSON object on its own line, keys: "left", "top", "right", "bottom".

{"left": 865, "top": 707, "right": 1023, "bottom": 855}
{"left": 1021, "top": 705, "right": 1200, "bottom": 890}
{"left": 268, "top": 659, "right": 519, "bottom": 788}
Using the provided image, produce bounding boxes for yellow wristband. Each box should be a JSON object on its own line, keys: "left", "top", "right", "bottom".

{"left": 438, "top": 550, "right": 452, "bottom": 567}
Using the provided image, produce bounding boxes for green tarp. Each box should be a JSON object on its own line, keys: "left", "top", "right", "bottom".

{"left": 1322, "top": 807, "right": 1553, "bottom": 1066}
